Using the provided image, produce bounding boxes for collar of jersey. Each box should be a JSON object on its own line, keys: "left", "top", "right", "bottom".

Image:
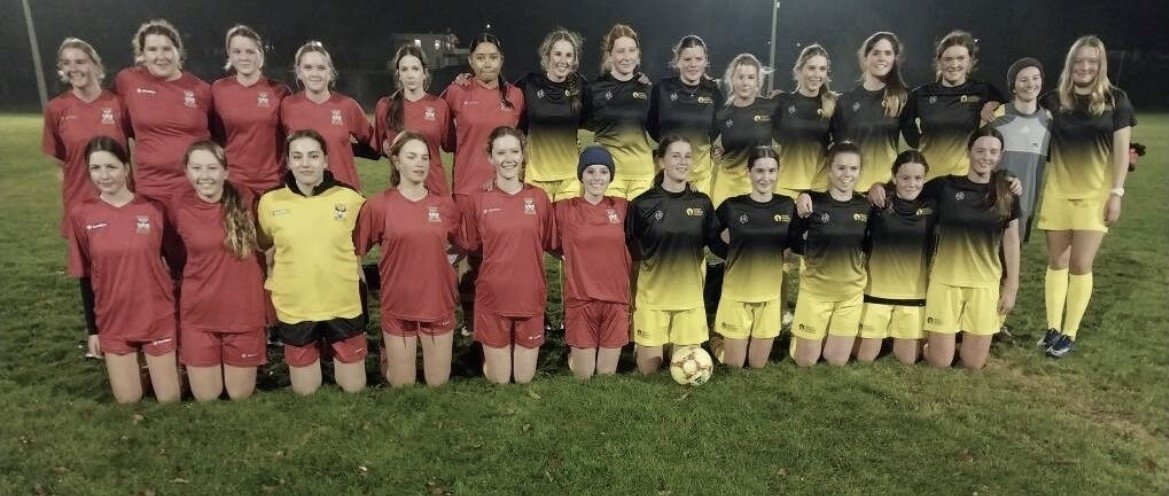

{"left": 282, "top": 170, "right": 343, "bottom": 197}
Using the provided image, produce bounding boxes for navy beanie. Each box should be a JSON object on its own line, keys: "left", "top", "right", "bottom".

{"left": 1007, "top": 57, "right": 1044, "bottom": 93}
{"left": 578, "top": 144, "right": 616, "bottom": 180}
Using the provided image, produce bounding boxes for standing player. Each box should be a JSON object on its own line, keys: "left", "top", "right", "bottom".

{"left": 648, "top": 35, "right": 721, "bottom": 194}
{"left": 279, "top": 41, "right": 376, "bottom": 190}
{"left": 517, "top": 29, "right": 589, "bottom": 202}
{"left": 357, "top": 132, "right": 460, "bottom": 387}
{"left": 212, "top": 25, "right": 290, "bottom": 196}
{"left": 991, "top": 58, "right": 1051, "bottom": 244}
{"left": 374, "top": 44, "right": 452, "bottom": 196}
{"left": 456, "top": 127, "right": 554, "bottom": 385}
{"left": 585, "top": 24, "right": 655, "bottom": 200}
{"left": 773, "top": 44, "right": 834, "bottom": 198}
{"left": 172, "top": 141, "right": 267, "bottom": 401}
{"left": 923, "top": 127, "right": 1020, "bottom": 369}
{"left": 712, "top": 53, "right": 778, "bottom": 208}
{"left": 855, "top": 151, "right": 935, "bottom": 364}
{"left": 258, "top": 130, "right": 368, "bottom": 395}
{"left": 788, "top": 142, "right": 870, "bottom": 367}
{"left": 114, "top": 19, "right": 212, "bottom": 200}
{"left": 43, "top": 38, "right": 130, "bottom": 238}
{"left": 713, "top": 146, "right": 794, "bottom": 368}
{"left": 902, "top": 30, "right": 1005, "bottom": 180}
{"left": 1037, "top": 36, "right": 1136, "bottom": 358}
{"left": 67, "top": 136, "right": 181, "bottom": 404}
{"left": 553, "top": 145, "right": 632, "bottom": 379}
{"left": 443, "top": 33, "right": 526, "bottom": 199}
{"left": 625, "top": 136, "right": 720, "bottom": 374}
{"left": 833, "top": 32, "right": 910, "bottom": 200}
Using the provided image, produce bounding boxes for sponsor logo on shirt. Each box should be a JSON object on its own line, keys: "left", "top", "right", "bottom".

{"left": 697, "top": 96, "right": 713, "bottom": 104}
{"left": 62, "top": 114, "right": 78, "bottom": 120}
{"left": 427, "top": 206, "right": 442, "bottom": 223}
{"left": 241, "top": 352, "right": 259, "bottom": 359}
{"left": 135, "top": 216, "right": 152, "bottom": 234}
{"left": 331, "top": 109, "right": 343, "bottom": 126}
{"left": 523, "top": 197, "right": 536, "bottom": 215}
{"left": 151, "top": 337, "right": 174, "bottom": 346}
{"left": 774, "top": 214, "right": 791, "bottom": 223}
{"left": 632, "top": 91, "right": 647, "bottom": 100}
{"left": 685, "top": 207, "right": 704, "bottom": 217}
{"left": 257, "top": 91, "right": 270, "bottom": 108}
{"left": 853, "top": 213, "right": 868, "bottom": 223}
{"left": 424, "top": 107, "right": 436, "bottom": 121}
{"left": 753, "top": 114, "right": 770, "bottom": 123}
{"left": 85, "top": 222, "right": 108, "bottom": 231}
{"left": 183, "top": 90, "right": 196, "bottom": 108}
{"left": 961, "top": 95, "right": 981, "bottom": 104}
{"left": 483, "top": 207, "right": 502, "bottom": 214}
{"left": 100, "top": 108, "right": 115, "bottom": 125}
{"left": 136, "top": 87, "right": 157, "bottom": 95}
{"left": 607, "top": 209, "right": 620, "bottom": 223}
{"left": 271, "top": 208, "right": 290, "bottom": 217}
{"left": 333, "top": 204, "right": 349, "bottom": 220}
{"left": 916, "top": 207, "right": 934, "bottom": 216}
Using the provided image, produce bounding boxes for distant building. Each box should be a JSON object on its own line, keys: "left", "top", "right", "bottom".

{"left": 389, "top": 32, "right": 468, "bottom": 69}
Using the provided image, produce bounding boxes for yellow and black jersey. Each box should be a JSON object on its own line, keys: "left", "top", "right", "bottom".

{"left": 1040, "top": 89, "right": 1136, "bottom": 199}
{"left": 517, "top": 72, "right": 587, "bottom": 182}
{"left": 923, "top": 175, "right": 1019, "bottom": 288}
{"left": 714, "top": 194, "right": 795, "bottom": 302}
{"left": 902, "top": 80, "right": 1005, "bottom": 179}
{"left": 831, "top": 85, "right": 904, "bottom": 190}
{"left": 789, "top": 192, "right": 870, "bottom": 296}
{"left": 648, "top": 76, "right": 721, "bottom": 182}
{"left": 626, "top": 186, "right": 720, "bottom": 310}
{"left": 585, "top": 74, "right": 655, "bottom": 180}
{"left": 772, "top": 91, "right": 831, "bottom": 192}
{"left": 717, "top": 97, "right": 779, "bottom": 171}
{"left": 865, "top": 195, "right": 936, "bottom": 302}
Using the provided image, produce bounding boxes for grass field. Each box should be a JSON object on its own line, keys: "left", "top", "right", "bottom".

{"left": 1, "top": 113, "right": 1166, "bottom": 495}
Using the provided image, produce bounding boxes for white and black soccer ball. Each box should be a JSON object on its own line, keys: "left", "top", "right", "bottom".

{"left": 670, "top": 346, "right": 713, "bottom": 386}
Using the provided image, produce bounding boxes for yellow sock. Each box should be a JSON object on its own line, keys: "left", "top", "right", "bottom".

{"left": 1063, "top": 273, "right": 1093, "bottom": 339}
{"left": 1045, "top": 268, "right": 1069, "bottom": 331}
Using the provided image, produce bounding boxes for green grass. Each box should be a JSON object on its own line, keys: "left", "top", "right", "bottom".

{"left": 1, "top": 113, "right": 1166, "bottom": 495}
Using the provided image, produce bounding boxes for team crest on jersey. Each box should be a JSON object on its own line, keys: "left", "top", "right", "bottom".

{"left": 183, "top": 90, "right": 196, "bottom": 108}
{"left": 331, "top": 110, "right": 343, "bottom": 125}
{"left": 424, "top": 107, "right": 436, "bottom": 121}
{"left": 928, "top": 96, "right": 938, "bottom": 104}
{"left": 738, "top": 213, "right": 749, "bottom": 224}
{"left": 819, "top": 212, "right": 831, "bottom": 223}
{"left": 604, "top": 90, "right": 613, "bottom": 100}
{"left": 257, "top": 92, "right": 270, "bottom": 108}
{"left": 427, "top": 206, "right": 441, "bottom": 223}
{"left": 853, "top": 213, "right": 868, "bottom": 222}
{"left": 100, "top": 108, "right": 115, "bottom": 125}
{"left": 670, "top": 92, "right": 679, "bottom": 102}
{"left": 955, "top": 192, "right": 966, "bottom": 201}
{"left": 852, "top": 101, "right": 861, "bottom": 112}
{"left": 333, "top": 203, "right": 348, "bottom": 220}
{"left": 697, "top": 96, "right": 712, "bottom": 104}
{"left": 753, "top": 114, "right": 770, "bottom": 123}
{"left": 685, "top": 207, "right": 704, "bottom": 217}
{"left": 653, "top": 210, "right": 664, "bottom": 221}
{"left": 787, "top": 105, "right": 797, "bottom": 114}
{"left": 135, "top": 216, "right": 152, "bottom": 234}
{"left": 774, "top": 214, "right": 791, "bottom": 223}
{"left": 536, "top": 89, "right": 545, "bottom": 99}
{"left": 725, "top": 119, "right": 734, "bottom": 128}
{"left": 523, "top": 197, "right": 536, "bottom": 215}
{"left": 607, "top": 209, "right": 620, "bottom": 223}
{"left": 632, "top": 91, "right": 648, "bottom": 100}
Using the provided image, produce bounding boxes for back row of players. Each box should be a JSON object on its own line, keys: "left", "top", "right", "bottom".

{"left": 46, "top": 20, "right": 1135, "bottom": 402}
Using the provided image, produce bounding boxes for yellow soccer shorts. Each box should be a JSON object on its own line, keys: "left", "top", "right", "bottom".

{"left": 791, "top": 291, "right": 863, "bottom": 340}
{"left": 715, "top": 297, "right": 781, "bottom": 340}
{"left": 605, "top": 177, "right": 655, "bottom": 200}
{"left": 633, "top": 306, "right": 709, "bottom": 346}
{"left": 527, "top": 177, "right": 582, "bottom": 202}
{"left": 859, "top": 302, "right": 925, "bottom": 340}
{"left": 1037, "top": 195, "right": 1108, "bottom": 232}
{"left": 923, "top": 281, "right": 1000, "bottom": 336}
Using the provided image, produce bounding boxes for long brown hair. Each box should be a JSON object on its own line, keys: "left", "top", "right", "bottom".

{"left": 858, "top": 32, "right": 907, "bottom": 117}
{"left": 184, "top": 140, "right": 258, "bottom": 259}
{"left": 384, "top": 44, "right": 431, "bottom": 132}
{"left": 883, "top": 149, "right": 929, "bottom": 200}
{"left": 652, "top": 134, "right": 693, "bottom": 188}
{"left": 600, "top": 24, "right": 640, "bottom": 74}
{"left": 793, "top": 44, "right": 836, "bottom": 118}
{"left": 966, "top": 127, "right": 1013, "bottom": 221}
{"left": 470, "top": 33, "right": 515, "bottom": 110}
{"left": 386, "top": 130, "right": 428, "bottom": 188}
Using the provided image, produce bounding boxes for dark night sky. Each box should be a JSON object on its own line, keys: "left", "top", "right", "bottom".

{"left": 3, "top": 0, "right": 1167, "bottom": 110}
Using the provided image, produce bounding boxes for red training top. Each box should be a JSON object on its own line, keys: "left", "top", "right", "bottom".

{"left": 441, "top": 80, "right": 524, "bottom": 197}
{"left": 279, "top": 91, "right": 372, "bottom": 190}
{"left": 553, "top": 196, "right": 632, "bottom": 306}
{"left": 211, "top": 76, "right": 290, "bottom": 194}
{"left": 113, "top": 67, "right": 212, "bottom": 200}
{"left": 167, "top": 187, "right": 267, "bottom": 334}
{"left": 373, "top": 93, "right": 453, "bottom": 196}
{"left": 42, "top": 89, "right": 131, "bottom": 234}
{"left": 457, "top": 183, "right": 553, "bottom": 317}
{"left": 66, "top": 195, "right": 176, "bottom": 340}
{"left": 356, "top": 189, "right": 460, "bottom": 325}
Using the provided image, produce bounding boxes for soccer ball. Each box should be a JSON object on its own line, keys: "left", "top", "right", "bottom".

{"left": 669, "top": 346, "right": 713, "bottom": 386}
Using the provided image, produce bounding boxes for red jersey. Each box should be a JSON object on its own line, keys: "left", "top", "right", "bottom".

{"left": 279, "top": 92, "right": 372, "bottom": 190}
{"left": 42, "top": 89, "right": 131, "bottom": 233}
{"left": 441, "top": 80, "right": 525, "bottom": 197}
{"left": 373, "top": 93, "right": 453, "bottom": 196}
{"left": 457, "top": 183, "right": 553, "bottom": 317}
{"left": 553, "top": 197, "right": 632, "bottom": 306}
{"left": 168, "top": 187, "right": 266, "bottom": 334}
{"left": 66, "top": 195, "right": 176, "bottom": 340}
{"left": 356, "top": 189, "right": 460, "bottom": 323}
{"left": 211, "top": 76, "right": 290, "bottom": 194}
{"left": 113, "top": 67, "right": 212, "bottom": 200}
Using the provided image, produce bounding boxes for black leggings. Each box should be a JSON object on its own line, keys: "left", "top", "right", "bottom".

{"left": 79, "top": 277, "right": 98, "bottom": 335}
